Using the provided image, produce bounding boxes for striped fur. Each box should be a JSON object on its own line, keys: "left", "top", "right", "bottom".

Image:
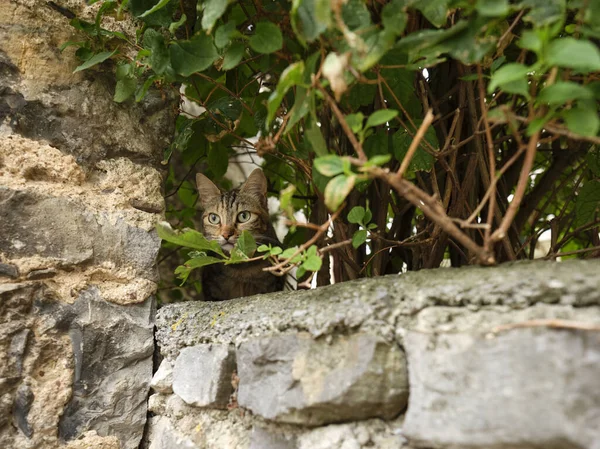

{"left": 196, "top": 169, "right": 285, "bottom": 301}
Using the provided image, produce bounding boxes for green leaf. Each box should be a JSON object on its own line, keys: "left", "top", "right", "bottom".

{"left": 416, "top": 0, "right": 450, "bottom": 28}
{"left": 201, "top": 0, "right": 229, "bottom": 33}
{"left": 266, "top": 61, "right": 304, "bottom": 125}
{"left": 170, "top": 34, "right": 218, "bottom": 76}
{"left": 73, "top": 49, "right": 117, "bottom": 72}
{"left": 184, "top": 254, "right": 224, "bottom": 268}
{"left": 291, "top": 0, "right": 331, "bottom": 44}
{"left": 562, "top": 104, "right": 600, "bottom": 137}
{"left": 518, "top": 0, "right": 566, "bottom": 26}
{"left": 587, "top": 147, "right": 600, "bottom": 177}
{"left": 575, "top": 181, "right": 600, "bottom": 227}
{"left": 215, "top": 22, "right": 237, "bottom": 48}
{"left": 547, "top": 38, "right": 600, "bottom": 72}
{"left": 302, "top": 251, "right": 322, "bottom": 271}
{"left": 114, "top": 77, "right": 136, "bottom": 102}
{"left": 345, "top": 113, "right": 364, "bottom": 133}
{"left": 169, "top": 14, "right": 187, "bottom": 34}
{"left": 144, "top": 29, "right": 170, "bottom": 75}
{"left": 392, "top": 126, "right": 436, "bottom": 173}
{"left": 352, "top": 229, "right": 368, "bottom": 248}
{"left": 488, "top": 63, "right": 531, "bottom": 93}
{"left": 537, "top": 82, "right": 595, "bottom": 105}
{"left": 502, "top": 78, "right": 531, "bottom": 98}
{"left": 235, "top": 230, "right": 257, "bottom": 258}
{"left": 314, "top": 155, "right": 345, "bottom": 177}
{"left": 518, "top": 30, "right": 543, "bottom": 54}
{"left": 382, "top": 0, "right": 408, "bottom": 35}
{"left": 139, "top": 0, "right": 171, "bottom": 17}
{"left": 305, "top": 121, "right": 328, "bottom": 156}
{"left": 207, "top": 143, "right": 229, "bottom": 178}
{"left": 348, "top": 206, "right": 365, "bottom": 224}
{"left": 324, "top": 174, "right": 356, "bottom": 211}
{"left": 156, "top": 222, "right": 225, "bottom": 257}
{"left": 365, "top": 109, "right": 398, "bottom": 128}
{"left": 476, "top": 0, "right": 509, "bottom": 17}
{"left": 364, "top": 154, "right": 392, "bottom": 167}
{"left": 222, "top": 42, "right": 245, "bottom": 70}
{"left": 249, "top": 22, "right": 283, "bottom": 54}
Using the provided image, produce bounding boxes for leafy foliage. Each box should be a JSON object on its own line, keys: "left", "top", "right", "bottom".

{"left": 66, "top": 0, "right": 600, "bottom": 298}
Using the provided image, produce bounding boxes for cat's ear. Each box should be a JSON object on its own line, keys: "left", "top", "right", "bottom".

{"left": 240, "top": 169, "right": 267, "bottom": 198}
{"left": 196, "top": 173, "right": 220, "bottom": 208}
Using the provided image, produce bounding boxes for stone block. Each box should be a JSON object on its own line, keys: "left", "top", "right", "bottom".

{"left": 403, "top": 328, "right": 600, "bottom": 449}
{"left": 237, "top": 333, "right": 408, "bottom": 425}
{"left": 151, "top": 359, "right": 174, "bottom": 394}
{"left": 173, "top": 344, "right": 236, "bottom": 408}
{"left": 0, "top": 188, "right": 160, "bottom": 278}
{"left": 249, "top": 426, "right": 297, "bottom": 449}
{"left": 146, "top": 417, "right": 198, "bottom": 449}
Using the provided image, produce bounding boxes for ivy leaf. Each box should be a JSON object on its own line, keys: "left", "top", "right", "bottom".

{"left": 324, "top": 174, "right": 356, "bottom": 211}
{"left": 222, "top": 42, "right": 245, "bottom": 70}
{"left": 518, "top": 0, "right": 566, "bottom": 26}
{"left": 348, "top": 206, "right": 365, "bottom": 224}
{"left": 547, "top": 38, "right": 600, "bottom": 72}
{"left": 201, "top": 0, "right": 229, "bottom": 33}
{"left": 382, "top": 0, "right": 408, "bottom": 35}
{"left": 73, "top": 49, "right": 117, "bottom": 72}
{"left": 314, "top": 155, "right": 345, "bottom": 177}
{"left": 364, "top": 154, "right": 392, "bottom": 167}
{"left": 156, "top": 222, "right": 225, "bottom": 257}
{"left": 301, "top": 246, "right": 322, "bottom": 271}
{"left": 476, "top": 0, "right": 509, "bottom": 17}
{"left": 184, "top": 254, "right": 224, "bottom": 268}
{"left": 575, "top": 181, "right": 600, "bottom": 227}
{"left": 215, "top": 22, "right": 237, "bottom": 48}
{"left": 291, "top": 0, "right": 330, "bottom": 44}
{"left": 139, "top": 0, "right": 171, "bottom": 17}
{"left": 345, "top": 113, "right": 364, "bottom": 133}
{"left": 352, "top": 229, "right": 368, "bottom": 248}
{"left": 562, "top": 104, "right": 600, "bottom": 137}
{"left": 114, "top": 78, "right": 136, "bottom": 102}
{"left": 250, "top": 22, "right": 283, "bottom": 54}
{"left": 537, "top": 82, "right": 595, "bottom": 105}
{"left": 488, "top": 63, "right": 531, "bottom": 93}
{"left": 235, "top": 230, "right": 257, "bottom": 258}
{"left": 170, "top": 34, "right": 218, "bottom": 76}
{"left": 266, "top": 61, "right": 304, "bottom": 125}
{"left": 365, "top": 109, "right": 398, "bottom": 128}
{"left": 305, "top": 121, "right": 328, "bottom": 156}
{"left": 144, "top": 29, "right": 170, "bottom": 75}
{"left": 392, "top": 126, "right": 435, "bottom": 173}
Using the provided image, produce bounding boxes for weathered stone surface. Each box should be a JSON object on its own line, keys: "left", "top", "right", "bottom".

{"left": 146, "top": 416, "right": 198, "bottom": 449}
{"left": 0, "top": 283, "right": 154, "bottom": 449}
{"left": 156, "top": 260, "right": 600, "bottom": 359}
{"left": 173, "top": 344, "right": 235, "bottom": 408}
{"left": 151, "top": 359, "right": 174, "bottom": 394}
{"left": 403, "top": 328, "right": 600, "bottom": 449}
{"left": 0, "top": 0, "right": 176, "bottom": 166}
{"left": 237, "top": 333, "right": 408, "bottom": 425}
{"left": 0, "top": 263, "right": 19, "bottom": 279}
{"left": 0, "top": 187, "right": 160, "bottom": 279}
{"left": 249, "top": 426, "right": 297, "bottom": 449}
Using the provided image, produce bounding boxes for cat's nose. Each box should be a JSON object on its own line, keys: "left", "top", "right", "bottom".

{"left": 221, "top": 227, "right": 234, "bottom": 240}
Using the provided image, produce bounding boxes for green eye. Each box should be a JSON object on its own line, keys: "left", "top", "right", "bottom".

{"left": 237, "top": 211, "right": 251, "bottom": 223}
{"left": 207, "top": 213, "right": 220, "bottom": 224}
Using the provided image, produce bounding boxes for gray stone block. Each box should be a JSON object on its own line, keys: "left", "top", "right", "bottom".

{"left": 147, "top": 417, "right": 198, "bottom": 449}
{"left": 151, "top": 359, "right": 174, "bottom": 394}
{"left": 173, "top": 344, "right": 236, "bottom": 408}
{"left": 403, "top": 328, "right": 600, "bottom": 449}
{"left": 237, "top": 333, "right": 408, "bottom": 425}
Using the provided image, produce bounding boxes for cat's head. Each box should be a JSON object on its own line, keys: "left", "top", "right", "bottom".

{"left": 196, "top": 169, "right": 271, "bottom": 252}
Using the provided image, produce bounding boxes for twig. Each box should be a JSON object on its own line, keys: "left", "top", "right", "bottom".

{"left": 315, "top": 81, "right": 367, "bottom": 161}
{"left": 396, "top": 109, "right": 435, "bottom": 179}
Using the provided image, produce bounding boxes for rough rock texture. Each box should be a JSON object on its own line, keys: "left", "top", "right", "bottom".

{"left": 403, "top": 328, "right": 600, "bottom": 449}
{"left": 0, "top": 0, "right": 175, "bottom": 447}
{"left": 150, "top": 260, "right": 600, "bottom": 449}
{"left": 173, "top": 344, "right": 236, "bottom": 408}
{"left": 237, "top": 333, "right": 408, "bottom": 425}
{"left": 151, "top": 359, "right": 174, "bottom": 394}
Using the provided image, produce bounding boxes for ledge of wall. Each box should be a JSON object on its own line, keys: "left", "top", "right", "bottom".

{"left": 150, "top": 260, "right": 600, "bottom": 449}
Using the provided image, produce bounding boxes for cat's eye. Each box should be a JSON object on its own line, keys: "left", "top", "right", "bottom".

{"left": 237, "top": 211, "right": 251, "bottom": 223}
{"left": 207, "top": 213, "right": 221, "bottom": 224}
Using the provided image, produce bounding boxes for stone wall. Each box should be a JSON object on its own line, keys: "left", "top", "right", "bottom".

{"left": 150, "top": 260, "right": 600, "bottom": 449}
{"left": 0, "top": 1, "right": 175, "bottom": 448}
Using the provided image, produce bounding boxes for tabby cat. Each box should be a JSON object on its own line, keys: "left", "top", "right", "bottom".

{"left": 196, "top": 168, "right": 285, "bottom": 301}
